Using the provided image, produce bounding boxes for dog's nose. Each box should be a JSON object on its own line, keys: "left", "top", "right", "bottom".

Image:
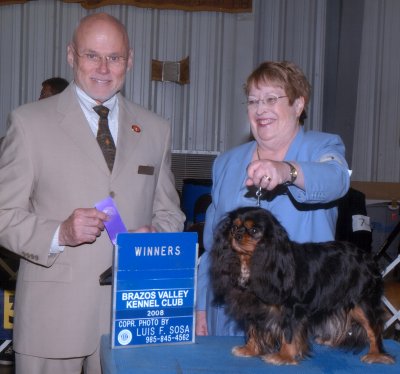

{"left": 234, "top": 233, "right": 243, "bottom": 241}
{"left": 231, "top": 225, "right": 245, "bottom": 241}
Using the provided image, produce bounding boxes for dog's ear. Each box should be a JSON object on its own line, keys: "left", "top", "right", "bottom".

{"left": 210, "top": 213, "right": 234, "bottom": 261}
{"left": 249, "top": 211, "right": 295, "bottom": 304}
{"left": 210, "top": 214, "right": 241, "bottom": 303}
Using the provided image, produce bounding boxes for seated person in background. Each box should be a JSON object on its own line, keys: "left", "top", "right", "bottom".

{"left": 195, "top": 60, "right": 350, "bottom": 336}
{"left": 39, "top": 77, "right": 69, "bottom": 100}
{"left": 335, "top": 187, "right": 372, "bottom": 252}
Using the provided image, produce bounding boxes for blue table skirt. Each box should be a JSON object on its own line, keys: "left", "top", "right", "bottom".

{"left": 101, "top": 335, "right": 400, "bottom": 374}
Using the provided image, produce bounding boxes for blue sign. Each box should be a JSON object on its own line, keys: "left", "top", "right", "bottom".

{"left": 111, "top": 232, "right": 198, "bottom": 348}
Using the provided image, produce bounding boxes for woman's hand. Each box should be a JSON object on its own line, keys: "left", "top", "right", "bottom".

{"left": 246, "top": 159, "right": 287, "bottom": 189}
{"left": 246, "top": 159, "right": 303, "bottom": 190}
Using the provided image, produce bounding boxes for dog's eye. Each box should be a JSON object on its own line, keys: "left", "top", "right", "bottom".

{"left": 249, "top": 227, "right": 259, "bottom": 235}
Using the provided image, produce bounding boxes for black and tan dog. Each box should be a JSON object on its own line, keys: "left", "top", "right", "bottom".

{"left": 210, "top": 206, "right": 394, "bottom": 365}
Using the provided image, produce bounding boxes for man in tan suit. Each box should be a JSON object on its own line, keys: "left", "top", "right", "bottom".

{"left": 0, "top": 13, "right": 185, "bottom": 374}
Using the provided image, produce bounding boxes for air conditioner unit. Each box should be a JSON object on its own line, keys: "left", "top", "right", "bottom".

{"left": 171, "top": 150, "right": 219, "bottom": 193}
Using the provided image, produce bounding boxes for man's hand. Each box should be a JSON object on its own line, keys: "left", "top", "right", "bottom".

{"left": 195, "top": 310, "right": 208, "bottom": 336}
{"left": 59, "top": 208, "right": 108, "bottom": 246}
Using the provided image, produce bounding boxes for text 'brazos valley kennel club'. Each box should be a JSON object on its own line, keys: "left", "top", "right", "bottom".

{"left": 111, "top": 232, "right": 198, "bottom": 348}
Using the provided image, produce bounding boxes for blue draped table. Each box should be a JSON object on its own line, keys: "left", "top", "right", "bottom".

{"left": 100, "top": 335, "right": 400, "bottom": 374}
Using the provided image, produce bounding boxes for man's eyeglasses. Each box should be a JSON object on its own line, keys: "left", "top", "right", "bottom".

{"left": 72, "top": 47, "right": 128, "bottom": 67}
{"left": 246, "top": 94, "right": 288, "bottom": 109}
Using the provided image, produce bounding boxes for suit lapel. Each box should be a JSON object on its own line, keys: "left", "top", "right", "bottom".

{"left": 112, "top": 94, "right": 142, "bottom": 179}
{"left": 56, "top": 86, "right": 111, "bottom": 175}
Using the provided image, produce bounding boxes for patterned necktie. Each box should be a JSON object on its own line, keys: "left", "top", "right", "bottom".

{"left": 93, "top": 105, "right": 116, "bottom": 172}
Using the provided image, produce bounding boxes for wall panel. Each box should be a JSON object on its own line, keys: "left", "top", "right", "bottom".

{"left": 0, "top": 0, "right": 253, "bottom": 154}
{"left": 352, "top": 0, "right": 400, "bottom": 182}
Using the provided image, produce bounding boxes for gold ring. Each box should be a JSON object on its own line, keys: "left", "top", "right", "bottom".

{"left": 262, "top": 175, "right": 272, "bottom": 182}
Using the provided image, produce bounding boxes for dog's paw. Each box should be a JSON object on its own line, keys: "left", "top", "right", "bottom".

{"left": 232, "top": 345, "right": 258, "bottom": 357}
{"left": 261, "top": 353, "right": 299, "bottom": 365}
{"left": 361, "top": 353, "right": 395, "bottom": 364}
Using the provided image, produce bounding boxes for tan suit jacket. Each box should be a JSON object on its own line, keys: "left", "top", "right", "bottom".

{"left": 0, "top": 84, "right": 185, "bottom": 358}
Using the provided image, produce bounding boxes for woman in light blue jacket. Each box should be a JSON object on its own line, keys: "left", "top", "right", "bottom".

{"left": 196, "top": 61, "right": 350, "bottom": 336}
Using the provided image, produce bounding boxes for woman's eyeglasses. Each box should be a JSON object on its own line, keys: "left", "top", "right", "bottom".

{"left": 246, "top": 94, "right": 288, "bottom": 109}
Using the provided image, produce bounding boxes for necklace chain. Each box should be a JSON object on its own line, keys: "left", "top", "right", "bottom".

{"left": 255, "top": 146, "right": 262, "bottom": 207}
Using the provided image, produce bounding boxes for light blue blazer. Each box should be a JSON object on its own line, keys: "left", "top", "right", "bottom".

{"left": 197, "top": 128, "right": 350, "bottom": 336}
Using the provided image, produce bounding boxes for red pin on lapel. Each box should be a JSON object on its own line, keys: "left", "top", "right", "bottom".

{"left": 131, "top": 124, "right": 141, "bottom": 133}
